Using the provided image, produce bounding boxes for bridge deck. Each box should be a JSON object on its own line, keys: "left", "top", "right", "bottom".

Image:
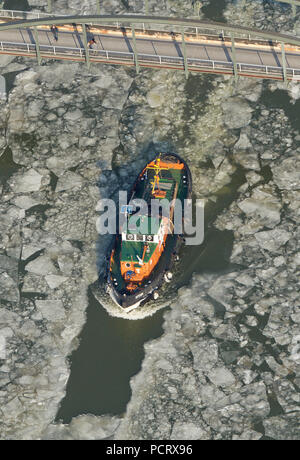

{"left": 0, "top": 16, "right": 300, "bottom": 80}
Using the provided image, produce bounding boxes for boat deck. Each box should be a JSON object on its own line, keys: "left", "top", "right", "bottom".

{"left": 108, "top": 154, "right": 191, "bottom": 304}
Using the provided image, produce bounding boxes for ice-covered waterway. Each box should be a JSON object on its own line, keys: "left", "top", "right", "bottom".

{"left": 0, "top": 0, "right": 300, "bottom": 440}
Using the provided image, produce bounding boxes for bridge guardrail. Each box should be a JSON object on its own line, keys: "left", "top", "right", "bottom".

{"left": 1, "top": 12, "right": 300, "bottom": 47}
{"left": 0, "top": 9, "right": 67, "bottom": 20}
{"left": 0, "top": 11, "right": 247, "bottom": 42}
{"left": 1, "top": 40, "right": 300, "bottom": 80}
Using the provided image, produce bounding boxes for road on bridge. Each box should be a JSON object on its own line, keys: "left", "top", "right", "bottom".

{"left": 0, "top": 22, "right": 300, "bottom": 74}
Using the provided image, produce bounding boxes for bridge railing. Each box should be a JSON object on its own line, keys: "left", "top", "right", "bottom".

{"left": 0, "top": 9, "right": 67, "bottom": 20}
{"left": 0, "top": 10, "right": 239, "bottom": 40}
{"left": 1, "top": 40, "right": 299, "bottom": 80}
{"left": 0, "top": 10, "right": 297, "bottom": 46}
{"left": 85, "top": 21, "right": 271, "bottom": 44}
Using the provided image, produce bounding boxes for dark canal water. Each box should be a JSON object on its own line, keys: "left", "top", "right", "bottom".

{"left": 56, "top": 289, "right": 167, "bottom": 422}
{"left": 3, "top": 0, "right": 30, "bottom": 10}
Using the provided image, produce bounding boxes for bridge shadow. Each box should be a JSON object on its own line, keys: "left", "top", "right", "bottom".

{"left": 19, "top": 29, "right": 28, "bottom": 44}
{"left": 72, "top": 23, "right": 84, "bottom": 49}
{"left": 44, "top": 30, "right": 52, "bottom": 46}
{"left": 221, "top": 41, "right": 232, "bottom": 64}
{"left": 86, "top": 27, "right": 96, "bottom": 45}
{"left": 257, "top": 50, "right": 265, "bottom": 66}
{"left": 26, "top": 28, "right": 35, "bottom": 45}
{"left": 268, "top": 40, "right": 281, "bottom": 67}
{"left": 172, "top": 32, "right": 183, "bottom": 58}
{"left": 120, "top": 27, "right": 133, "bottom": 53}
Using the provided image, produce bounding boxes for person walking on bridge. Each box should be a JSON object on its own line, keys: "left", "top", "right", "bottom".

{"left": 88, "top": 38, "right": 96, "bottom": 49}
{"left": 50, "top": 25, "right": 58, "bottom": 41}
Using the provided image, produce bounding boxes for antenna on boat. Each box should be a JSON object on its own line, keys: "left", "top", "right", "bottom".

{"left": 146, "top": 154, "right": 168, "bottom": 197}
